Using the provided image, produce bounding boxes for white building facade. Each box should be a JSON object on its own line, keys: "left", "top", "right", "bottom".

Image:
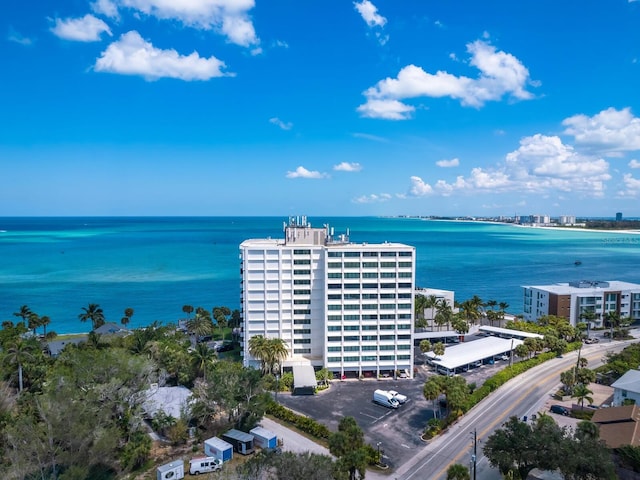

{"left": 522, "top": 280, "right": 640, "bottom": 327}
{"left": 240, "top": 217, "right": 416, "bottom": 378}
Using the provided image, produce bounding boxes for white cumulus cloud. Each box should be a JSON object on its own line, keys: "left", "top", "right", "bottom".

{"left": 94, "top": 31, "right": 231, "bottom": 81}
{"left": 91, "top": 0, "right": 120, "bottom": 18}
{"left": 618, "top": 174, "right": 640, "bottom": 197}
{"left": 562, "top": 107, "right": 640, "bottom": 155}
{"left": 358, "top": 39, "right": 535, "bottom": 119}
{"left": 113, "top": 0, "right": 259, "bottom": 47}
{"left": 357, "top": 99, "right": 415, "bottom": 120}
{"left": 407, "top": 134, "right": 611, "bottom": 199}
{"left": 334, "top": 162, "right": 362, "bottom": 172}
{"left": 353, "top": 193, "right": 391, "bottom": 204}
{"left": 269, "top": 117, "right": 293, "bottom": 130}
{"left": 436, "top": 158, "right": 460, "bottom": 168}
{"left": 354, "top": 0, "right": 386, "bottom": 27}
{"left": 629, "top": 159, "right": 640, "bottom": 168}
{"left": 286, "top": 166, "right": 328, "bottom": 179}
{"left": 51, "top": 14, "right": 112, "bottom": 42}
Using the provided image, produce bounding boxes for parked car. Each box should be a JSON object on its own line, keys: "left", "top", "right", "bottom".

{"left": 373, "top": 389, "right": 399, "bottom": 409}
{"left": 388, "top": 390, "right": 408, "bottom": 404}
{"left": 215, "top": 342, "right": 235, "bottom": 352}
{"left": 550, "top": 405, "right": 570, "bottom": 416}
{"left": 189, "top": 456, "right": 223, "bottom": 475}
{"left": 499, "top": 354, "right": 509, "bottom": 361}
{"left": 584, "top": 337, "right": 599, "bottom": 344}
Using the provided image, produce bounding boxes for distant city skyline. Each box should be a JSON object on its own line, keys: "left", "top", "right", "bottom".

{"left": 1, "top": 1, "right": 639, "bottom": 217}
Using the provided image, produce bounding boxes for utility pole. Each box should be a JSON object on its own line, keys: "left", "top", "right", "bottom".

{"left": 509, "top": 338, "right": 514, "bottom": 367}
{"left": 470, "top": 428, "right": 477, "bottom": 480}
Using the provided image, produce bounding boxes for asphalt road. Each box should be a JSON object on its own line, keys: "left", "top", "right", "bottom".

{"left": 275, "top": 333, "right": 635, "bottom": 480}
{"left": 375, "top": 338, "right": 633, "bottom": 480}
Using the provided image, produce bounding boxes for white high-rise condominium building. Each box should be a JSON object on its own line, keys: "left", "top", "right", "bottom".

{"left": 239, "top": 217, "right": 416, "bottom": 379}
{"left": 522, "top": 280, "right": 640, "bottom": 327}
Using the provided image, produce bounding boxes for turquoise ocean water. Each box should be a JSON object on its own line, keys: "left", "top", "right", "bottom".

{"left": 1, "top": 216, "right": 639, "bottom": 334}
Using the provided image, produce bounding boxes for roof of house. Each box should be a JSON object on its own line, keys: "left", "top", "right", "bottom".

{"left": 592, "top": 404, "right": 640, "bottom": 448}
{"left": 611, "top": 369, "right": 640, "bottom": 394}
{"left": 46, "top": 336, "right": 87, "bottom": 356}
{"left": 143, "top": 385, "right": 192, "bottom": 419}
{"left": 94, "top": 322, "right": 130, "bottom": 335}
{"left": 592, "top": 404, "right": 640, "bottom": 424}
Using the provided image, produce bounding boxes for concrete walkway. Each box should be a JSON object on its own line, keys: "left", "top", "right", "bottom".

{"left": 259, "top": 417, "right": 332, "bottom": 456}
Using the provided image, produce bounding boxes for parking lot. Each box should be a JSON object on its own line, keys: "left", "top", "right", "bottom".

{"left": 276, "top": 338, "right": 520, "bottom": 470}
{"left": 277, "top": 371, "right": 432, "bottom": 470}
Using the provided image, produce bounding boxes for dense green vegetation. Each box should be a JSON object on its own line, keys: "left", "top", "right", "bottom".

{"left": 484, "top": 415, "right": 615, "bottom": 479}
{"left": 585, "top": 220, "right": 640, "bottom": 230}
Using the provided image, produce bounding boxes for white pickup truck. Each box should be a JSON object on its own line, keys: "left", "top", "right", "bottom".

{"left": 388, "top": 390, "right": 408, "bottom": 404}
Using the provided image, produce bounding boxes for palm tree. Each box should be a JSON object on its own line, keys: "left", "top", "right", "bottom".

{"left": 122, "top": 307, "right": 134, "bottom": 327}
{"left": 3, "top": 339, "right": 35, "bottom": 392}
{"left": 13, "top": 305, "right": 32, "bottom": 325}
{"left": 191, "top": 342, "right": 216, "bottom": 378}
{"left": 268, "top": 338, "right": 289, "bottom": 374}
{"left": 248, "top": 336, "right": 289, "bottom": 374}
{"left": 187, "top": 307, "right": 213, "bottom": 343}
{"left": 27, "top": 312, "right": 41, "bottom": 336}
{"left": 423, "top": 376, "right": 443, "bottom": 419}
{"left": 212, "top": 306, "right": 230, "bottom": 340}
{"left": 447, "top": 463, "right": 470, "bottom": 480}
{"left": 419, "top": 339, "right": 432, "bottom": 365}
{"left": 573, "top": 383, "right": 594, "bottom": 409}
{"left": 498, "top": 302, "right": 509, "bottom": 322}
{"left": 40, "top": 315, "right": 51, "bottom": 337}
{"left": 182, "top": 305, "right": 194, "bottom": 318}
{"left": 434, "top": 300, "right": 453, "bottom": 331}
{"left": 78, "top": 303, "right": 105, "bottom": 331}
{"left": 248, "top": 335, "right": 269, "bottom": 373}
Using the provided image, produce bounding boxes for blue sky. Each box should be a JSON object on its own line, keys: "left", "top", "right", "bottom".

{"left": 1, "top": 0, "right": 640, "bottom": 217}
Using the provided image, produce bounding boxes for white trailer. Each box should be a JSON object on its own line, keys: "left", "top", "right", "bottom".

{"left": 157, "top": 459, "right": 184, "bottom": 480}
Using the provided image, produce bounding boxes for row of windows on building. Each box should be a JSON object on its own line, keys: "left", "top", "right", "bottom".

{"left": 327, "top": 355, "right": 411, "bottom": 362}
{"left": 292, "top": 313, "right": 413, "bottom": 322}
{"left": 327, "top": 324, "right": 410, "bottom": 331}
{"left": 328, "top": 272, "right": 412, "bottom": 278}
{"left": 327, "top": 332, "right": 411, "bottom": 342}
{"left": 327, "top": 282, "right": 413, "bottom": 289}
{"left": 327, "top": 251, "right": 413, "bottom": 258}
{"left": 327, "top": 261, "right": 412, "bottom": 268}
{"left": 291, "top": 334, "right": 412, "bottom": 344}
{"left": 328, "top": 293, "right": 411, "bottom": 299}
{"left": 328, "top": 344, "right": 411, "bottom": 351}
{"left": 327, "top": 314, "right": 412, "bottom": 320}
{"left": 327, "top": 303, "right": 412, "bottom": 310}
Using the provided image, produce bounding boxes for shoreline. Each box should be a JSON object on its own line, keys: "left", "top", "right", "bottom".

{"left": 417, "top": 217, "right": 640, "bottom": 235}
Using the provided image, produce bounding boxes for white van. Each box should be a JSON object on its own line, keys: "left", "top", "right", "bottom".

{"left": 373, "top": 389, "right": 399, "bottom": 409}
{"left": 189, "top": 456, "right": 223, "bottom": 475}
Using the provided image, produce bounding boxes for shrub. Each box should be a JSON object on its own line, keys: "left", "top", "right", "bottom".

{"left": 266, "top": 402, "right": 331, "bottom": 439}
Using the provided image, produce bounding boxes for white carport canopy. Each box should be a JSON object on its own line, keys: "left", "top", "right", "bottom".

{"left": 414, "top": 330, "right": 460, "bottom": 340}
{"left": 479, "top": 326, "right": 543, "bottom": 339}
{"left": 426, "top": 337, "right": 523, "bottom": 371}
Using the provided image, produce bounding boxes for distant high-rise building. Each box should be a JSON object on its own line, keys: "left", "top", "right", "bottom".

{"left": 558, "top": 215, "right": 576, "bottom": 225}
{"left": 616, "top": 212, "right": 623, "bottom": 221}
